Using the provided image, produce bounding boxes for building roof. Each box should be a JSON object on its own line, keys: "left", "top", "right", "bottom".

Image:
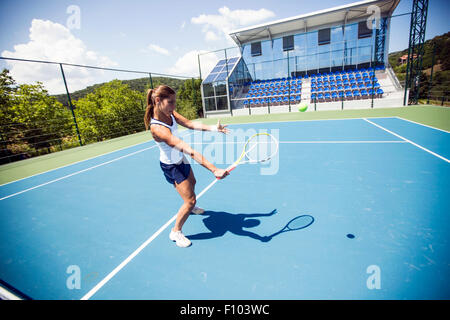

{"left": 229, "top": 0, "right": 400, "bottom": 46}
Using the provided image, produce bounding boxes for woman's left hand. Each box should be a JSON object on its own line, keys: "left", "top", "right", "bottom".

{"left": 216, "top": 119, "right": 229, "bottom": 134}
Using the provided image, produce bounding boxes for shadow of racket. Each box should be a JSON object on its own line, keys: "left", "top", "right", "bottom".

{"left": 268, "top": 215, "right": 315, "bottom": 239}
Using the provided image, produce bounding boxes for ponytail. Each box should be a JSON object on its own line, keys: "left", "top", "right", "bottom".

{"left": 144, "top": 89, "right": 154, "bottom": 130}
{"left": 144, "top": 85, "right": 176, "bottom": 130}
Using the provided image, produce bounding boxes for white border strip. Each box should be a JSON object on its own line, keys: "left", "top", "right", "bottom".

{"left": 395, "top": 116, "right": 450, "bottom": 133}
{"left": 0, "top": 145, "right": 158, "bottom": 201}
{"left": 0, "top": 137, "right": 153, "bottom": 187}
{"left": 0, "top": 285, "right": 23, "bottom": 300}
{"left": 363, "top": 118, "right": 450, "bottom": 163}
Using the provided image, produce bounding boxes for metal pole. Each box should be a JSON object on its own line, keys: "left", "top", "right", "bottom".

{"left": 287, "top": 50, "right": 291, "bottom": 112}
{"left": 371, "top": 45, "right": 374, "bottom": 109}
{"left": 60, "top": 64, "right": 82, "bottom": 147}
{"left": 198, "top": 54, "right": 202, "bottom": 80}
{"left": 427, "top": 43, "right": 436, "bottom": 104}
{"left": 149, "top": 73, "right": 154, "bottom": 89}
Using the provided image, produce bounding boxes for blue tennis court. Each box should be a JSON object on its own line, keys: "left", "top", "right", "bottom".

{"left": 1, "top": 116, "right": 449, "bottom": 300}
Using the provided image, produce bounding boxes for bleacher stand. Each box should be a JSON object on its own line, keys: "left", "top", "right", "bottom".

{"left": 241, "top": 65, "right": 385, "bottom": 108}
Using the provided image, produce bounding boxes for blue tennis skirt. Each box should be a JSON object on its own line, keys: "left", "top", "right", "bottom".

{"left": 160, "top": 161, "right": 192, "bottom": 185}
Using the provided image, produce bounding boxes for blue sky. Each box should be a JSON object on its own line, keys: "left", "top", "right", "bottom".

{"left": 0, "top": 0, "right": 448, "bottom": 94}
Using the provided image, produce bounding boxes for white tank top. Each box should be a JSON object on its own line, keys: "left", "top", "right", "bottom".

{"left": 150, "top": 114, "right": 184, "bottom": 164}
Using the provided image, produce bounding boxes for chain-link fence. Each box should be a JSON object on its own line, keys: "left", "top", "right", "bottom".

{"left": 0, "top": 57, "right": 199, "bottom": 164}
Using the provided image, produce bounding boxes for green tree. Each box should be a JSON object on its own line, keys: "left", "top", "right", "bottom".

{"left": 74, "top": 80, "right": 146, "bottom": 143}
{"left": 0, "top": 70, "right": 74, "bottom": 163}
{"left": 176, "top": 78, "right": 202, "bottom": 119}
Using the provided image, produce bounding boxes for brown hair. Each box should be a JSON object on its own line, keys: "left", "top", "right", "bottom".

{"left": 144, "top": 85, "right": 176, "bottom": 130}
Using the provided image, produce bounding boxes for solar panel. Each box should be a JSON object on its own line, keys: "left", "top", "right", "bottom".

{"left": 203, "top": 56, "right": 240, "bottom": 83}
{"left": 211, "top": 65, "right": 224, "bottom": 73}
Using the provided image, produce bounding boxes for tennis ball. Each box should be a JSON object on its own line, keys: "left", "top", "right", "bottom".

{"left": 298, "top": 102, "right": 308, "bottom": 112}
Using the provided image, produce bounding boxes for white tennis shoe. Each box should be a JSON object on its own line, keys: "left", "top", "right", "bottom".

{"left": 169, "top": 230, "right": 192, "bottom": 248}
{"left": 191, "top": 206, "right": 205, "bottom": 215}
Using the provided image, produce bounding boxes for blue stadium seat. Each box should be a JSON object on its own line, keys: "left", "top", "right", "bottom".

{"left": 318, "top": 93, "right": 324, "bottom": 101}
{"left": 361, "top": 89, "right": 368, "bottom": 99}
{"left": 353, "top": 90, "right": 361, "bottom": 99}
{"left": 345, "top": 91, "right": 353, "bottom": 100}
{"left": 377, "top": 88, "right": 384, "bottom": 97}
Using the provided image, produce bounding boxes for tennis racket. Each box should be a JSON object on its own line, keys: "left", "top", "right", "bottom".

{"left": 268, "top": 215, "right": 314, "bottom": 238}
{"left": 225, "top": 132, "right": 279, "bottom": 175}
{"left": 196, "top": 132, "right": 279, "bottom": 200}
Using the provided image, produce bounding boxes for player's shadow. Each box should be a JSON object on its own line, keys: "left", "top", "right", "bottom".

{"left": 187, "top": 209, "right": 313, "bottom": 242}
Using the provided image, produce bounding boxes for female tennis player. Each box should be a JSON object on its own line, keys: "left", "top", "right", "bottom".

{"left": 145, "top": 85, "right": 229, "bottom": 247}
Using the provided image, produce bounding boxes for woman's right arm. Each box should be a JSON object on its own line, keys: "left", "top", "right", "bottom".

{"left": 151, "top": 125, "right": 229, "bottom": 179}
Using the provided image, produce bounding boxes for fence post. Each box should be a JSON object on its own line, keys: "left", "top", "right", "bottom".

{"left": 60, "top": 64, "right": 83, "bottom": 147}
{"left": 427, "top": 43, "right": 436, "bottom": 104}
{"left": 149, "top": 73, "right": 154, "bottom": 89}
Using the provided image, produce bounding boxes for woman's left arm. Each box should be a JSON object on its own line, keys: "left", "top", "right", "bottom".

{"left": 173, "top": 111, "right": 229, "bottom": 133}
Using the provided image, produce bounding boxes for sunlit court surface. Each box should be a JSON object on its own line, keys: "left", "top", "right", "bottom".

{"left": 1, "top": 0, "right": 450, "bottom": 308}
{"left": 0, "top": 116, "right": 448, "bottom": 300}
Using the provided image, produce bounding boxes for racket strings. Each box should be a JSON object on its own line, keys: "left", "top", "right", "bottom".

{"left": 244, "top": 133, "right": 278, "bottom": 163}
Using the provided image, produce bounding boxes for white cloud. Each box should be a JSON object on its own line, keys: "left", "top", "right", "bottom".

{"left": 167, "top": 50, "right": 219, "bottom": 77}
{"left": 1, "top": 19, "right": 117, "bottom": 94}
{"left": 145, "top": 44, "right": 170, "bottom": 56}
{"left": 191, "top": 6, "right": 275, "bottom": 43}
{"left": 205, "top": 31, "right": 219, "bottom": 42}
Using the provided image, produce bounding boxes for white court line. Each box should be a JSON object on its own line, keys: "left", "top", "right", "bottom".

{"left": 363, "top": 118, "right": 450, "bottom": 163}
{"left": 81, "top": 211, "right": 179, "bottom": 300}
{"left": 395, "top": 116, "right": 450, "bottom": 133}
{"left": 0, "top": 145, "right": 158, "bottom": 201}
{"left": 279, "top": 140, "right": 407, "bottom": 144}
{"left": 188, "top": 140, "right": 406, "bottom": 145}
{"left": 0, "top": 135, "right": 155, "bottom": 187}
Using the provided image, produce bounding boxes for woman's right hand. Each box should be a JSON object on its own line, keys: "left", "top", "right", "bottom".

{"left": 213, "top": 168, "right": 229, "bottom": 180}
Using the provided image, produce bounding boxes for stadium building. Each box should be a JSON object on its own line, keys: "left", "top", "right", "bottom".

{"left": 200, "top": 0, "right": 404, "bottom": 118}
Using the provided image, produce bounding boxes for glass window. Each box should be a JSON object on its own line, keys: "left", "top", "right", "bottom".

{"left": 358, "top": 21, "right": 372, "bottom": 39}
{"left": 216, "top": 96, "right": 228, "bottom": 110}
{"left": 283, "top": 35, "right": 294, "bottom": 51}
{"left": 203, "top": 83, "right": 214, "bottom": 97}
{"left": 251, "top": 42, "right": 262, "bottom": 56}
{"left": 318, "top": 28, "right": 331, "bottom": 46}
{"left": 204, "top": 97, "right": 216, "bottom": 111}
{"left": 214, "top": 81, "right": 227, "bottom": 96}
